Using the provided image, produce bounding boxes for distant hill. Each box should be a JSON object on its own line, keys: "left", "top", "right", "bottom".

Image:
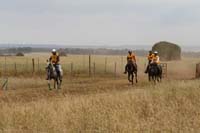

{"left": 0, "top": 43, "right": 199, "bottom": 52}
{"left": 0, "top": 44, "right": 200, "bottom": 57}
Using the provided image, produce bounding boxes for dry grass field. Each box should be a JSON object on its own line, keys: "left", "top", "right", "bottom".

{"left": 0, "top": 54, "right": 199, "bottom": 132}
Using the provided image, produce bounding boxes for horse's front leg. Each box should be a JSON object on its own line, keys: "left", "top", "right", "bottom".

{"left": 131, "top": 73, "right": 134, "bottom": 85}
{"left": 153, "top": 76, "right": 157, "bottom": 84}
{"left": 135, "top": 72, "right": 138, "bottom": 83}
{"left": 148, "top": 74, "right": 151, "bottom": 82}
{"left": 54, "top": 80, "right": 56, "bottom": 89}
{"left": 48, "top": 80, "right": 51, "bottom": 90}
{"left": 59, "top": 77, "right": 62, "bottom": 89}
{"left": 128, "top": 73, "right": 130, "bottom": 82}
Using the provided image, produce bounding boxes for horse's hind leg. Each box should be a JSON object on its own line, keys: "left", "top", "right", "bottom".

{"left": 48, "top": 80, "right": 51, "bottom": 90}
{"left": 148, "top": 74, "right": 151, "bottom": 82}
{"left": 153, "top": 76, "right": 157, "bottom": 84}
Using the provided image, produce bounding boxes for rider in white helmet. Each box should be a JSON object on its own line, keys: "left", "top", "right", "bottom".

{"left": 46, "top": 49, "right": 60, "bottom": 79}
{"left": 152, "top": 51, "right": 160, "bottom": 64}
{"left": 152, "top": 51, "right": 162, "bottom": 74}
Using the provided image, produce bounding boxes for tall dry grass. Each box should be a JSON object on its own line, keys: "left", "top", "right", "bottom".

{"left": 0, "top": 77, "right": 200, "bottom": 132}
{"left": 0, "top": 55, "right": 199, "bottom": 132}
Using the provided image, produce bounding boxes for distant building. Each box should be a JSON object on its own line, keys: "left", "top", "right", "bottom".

{"left": 152, "top": 41, "right": 181, "bottom": 61}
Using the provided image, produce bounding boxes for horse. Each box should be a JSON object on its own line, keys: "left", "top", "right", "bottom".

{"left": 148, "top": 63, "right": 162, "bottom": 83}
{"left": 46, "top": 61, "right": 63, "bottom": 90}
{"left": 126, "top": 61, "right": 138, "bottom": 85}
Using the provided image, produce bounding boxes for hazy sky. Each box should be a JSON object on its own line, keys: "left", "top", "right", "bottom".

{"left": 0, "top": 0, "right": 200, "bottom": 46}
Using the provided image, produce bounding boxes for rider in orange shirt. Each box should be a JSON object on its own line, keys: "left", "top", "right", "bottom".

{"left": 46, "top": 49, "right": 60, "bottom": 80}
{"left": 124, "top": 51, "right": 137, "bottom": 74}
{"left": 145, "top": 50, "right": 154, "bottom": 73}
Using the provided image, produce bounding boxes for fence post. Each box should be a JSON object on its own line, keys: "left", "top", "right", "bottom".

{"left": 4, "top": 56, "right": 7, "bottom": 77}
{"left": 196, "top": 64, "right": 199, "bottom": 78}
{"left": 121, "top": 56, "right": 123, "bottom": 73}
{"left": 89, "top": 54, "right": 91, "bottom": 77}
{"left": 93, "top": 62, "right": 96, "bottom": 77}
{"left": 26, "top": 58, "right": 28, "bottom": 72}
{"left": 71, "top": 62, "right": 73, "bottom": 77}
{"left": 37, "top": 58, "right": 40, "bottom": 73}
{"left": 14, "top": 63, "right": 17, "bottom": 76}
{"left": 105, "top": 57, "right": 107, "bottom": 74}
{"left": 166, "top": 63, "right": 168, "bottom": 78}
{"left": 114, "top": 62, "right": 117, "bottom": 78}
{"left": 83, "top": 55, "right": 86, "bottom": 70}
{"left": 32, "top": 58, "right": 35, "bottom": 74}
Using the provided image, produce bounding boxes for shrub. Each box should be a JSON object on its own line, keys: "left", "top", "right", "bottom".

{"left": 16, "top": 52, "right": 24, "bottom": 56}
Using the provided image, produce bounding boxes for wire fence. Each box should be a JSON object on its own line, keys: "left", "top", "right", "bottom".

{"left": 0, "top": 55, "right": 170, "bottom": 79}
{"left": 0, "top": 55, "right": 131, "bottom": 78}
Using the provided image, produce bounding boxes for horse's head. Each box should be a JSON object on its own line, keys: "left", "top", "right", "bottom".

{"left": 46, "top": 60, "right": 54, "bottom": 72}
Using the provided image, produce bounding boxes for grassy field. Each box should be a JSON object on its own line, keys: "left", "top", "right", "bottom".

{"left": 0, "top": 53, "right": 199, "bottom": 79}
{"left": 0, "top": 54, "right": 199, "bottom": 132}
{"left": 0, "top": 77, "right": 200, "bottom": 132}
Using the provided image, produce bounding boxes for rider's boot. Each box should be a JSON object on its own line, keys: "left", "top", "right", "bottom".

{"left": 145, "top": 65, "right": 149, "bottom": 74}
{"left": 145, "top": 68, "right": 148, "bottom": 73}
{"left": 124, "top": 65, "right": 128, "bottom": 74}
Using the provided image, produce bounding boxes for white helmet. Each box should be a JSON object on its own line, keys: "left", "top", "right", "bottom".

{"left": 154, "top": 51, "right": 158, "bottom": 54}
{"left": 52, "top": 49, "right": 57, "bottom": 53}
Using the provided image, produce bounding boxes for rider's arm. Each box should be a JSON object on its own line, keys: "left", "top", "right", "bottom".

{"left": 133, "top": 55, "right": 136, "bottom": 62}
{"left": 49, "top": 56, "right": 52, "bottom": 62}
{"left": 157, "top": 56, "right": 160, "bottom": 63}
{"left": 56, "top": 56, "right": 60, "bottom": 64}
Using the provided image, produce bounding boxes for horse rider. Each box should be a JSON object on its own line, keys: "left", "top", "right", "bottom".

{"left": 151, "top": 51, "right": 162, "bottom": 73}
{"left": 145, "top": 50, "right": 154, "bottom": 73}
{"left": 46, "top": 49, "right": 60, "bottom": 79}
{"left": 124, "top": 50, "right": 137, "bottom": 74}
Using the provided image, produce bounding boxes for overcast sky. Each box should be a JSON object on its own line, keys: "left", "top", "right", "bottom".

{"left": 0, "top": 0, "right": 200, "bottom": 46}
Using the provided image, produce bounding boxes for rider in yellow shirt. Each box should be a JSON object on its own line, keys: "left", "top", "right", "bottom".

{"left": 50, "top": 49, "right": 60, "bottom": 65}
{"left": 148, "top": 51, "right": 154, "bottom": 64}
{"left": 152, "top": 51, "right": 160, "bottom": 64}
{"left": 46, "top": 49, "right": 60, "bottom": 80}
{"left": 145, "top": 50, "right": 154, "bottom": 73}
{"left": 151, "top": 51, "right": 162, "bottom": 74}
{"left": 124, "top": 51, "right": 137, "bottom": 74}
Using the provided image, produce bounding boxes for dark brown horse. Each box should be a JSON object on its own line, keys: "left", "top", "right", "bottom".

{"left": 148, "top": 63, "right": 162, "bottom": 84}
{"left": 126, "top": 61, "right": 138, "bottom": 85}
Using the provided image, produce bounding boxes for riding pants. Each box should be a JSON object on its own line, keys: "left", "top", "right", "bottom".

{"left": 53, "top": 64, "right": 61, "bottom": 77}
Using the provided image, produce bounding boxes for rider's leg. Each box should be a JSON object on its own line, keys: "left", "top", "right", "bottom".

{"left": 124, "top": 63, "right": 128, "bottom": 74}
{"left": 145, "top": 64, "right": 149, "bottom": 73}
{"left": 145, "top": 61, "right": 151, "bottom": 73}
{"left": 55, "top": 65, "right": 60, "bottom": 76}
{"left": 46, "top": 71, "right": 49, "bottom": 80}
